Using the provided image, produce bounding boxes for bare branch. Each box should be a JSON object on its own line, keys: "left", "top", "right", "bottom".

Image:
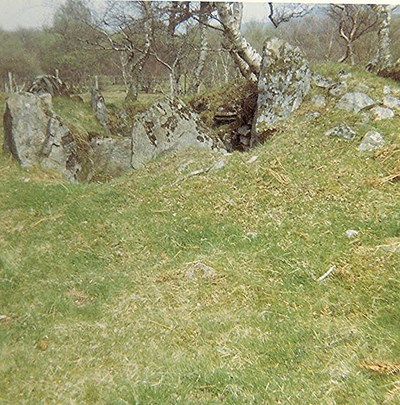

{"left": 268, "top": 2, "right": 314, "bottom": 28}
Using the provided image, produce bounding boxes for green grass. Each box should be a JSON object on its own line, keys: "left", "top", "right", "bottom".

{"left": 0, "top": 65, "right": 399, "bottom": 404}
{"left": 52, "top": 96, "right": 106, "bottom": 137}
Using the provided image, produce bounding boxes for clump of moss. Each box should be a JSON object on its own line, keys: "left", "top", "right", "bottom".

{"left": 188, "top": 80, "right": 258, "bottom": 150}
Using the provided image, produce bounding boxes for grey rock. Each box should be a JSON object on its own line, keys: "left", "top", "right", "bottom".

{"left": 311, "top": 95, "right": 326, "bottom": 107}
{"left": 325, "top": 125, "right": 356, "bottom": 140}
{"left": 40, "top": 115, "right": 81, "bottom": 182}
{"left": 131, "top": 97, "right": 225, "bottom": 169}
{"left": 338, "top": 70, "right": 352, "bottom": 79}
{"left": 358, "top": 131, "right": 385, "bottom": 151}
{"left": 371, "top": 106, "right": 395, "bottom": 120}
{"left": 239, "top": 135, "right": 250, "bottom": 146}
{"left": 381, "top": 243, "right": 400, "bottom": 253}
{"left": 345, "top": 229, "right": 359, "bottom": 238}
{"left": 28, "top": 75, "right": 68, "bottom": 96}
{"left": 185, "top": 262, "right": 216, "bottom": 279}
{"left": 210, "top": 158, "right": 226, "bottom": 171}
{"left": 3, "top": 92, "right": 81, "bottom": 181}
{"left": 329, "top": 82, "right": 348, "bottom": 97}
{"left": 88, "top": 137, "right": 132, "bottom": 180}
{"left": 383, "top": 85, "right": 392, "bottom": 95}
{"left": 245, "top": 232, "right": 258, "bottom": 239}
{"left": 306, "top": 112, "right": 321, "bottom": 121}
{"left": 337, "top": 92, "right": 376, "bottom": 113}
{"left": 91, "top": 87, "right": 109, "bottom": 131}
{"left": 252, "top": 37, "right": 311, "bottom": 145}
{"left": 383, "top": 94, "right": 400, "bottom": 110}
{"left": 313, "top": 74, "right": 334, "bottom": 89}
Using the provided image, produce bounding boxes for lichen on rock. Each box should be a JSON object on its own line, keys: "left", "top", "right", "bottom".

{"left": 131, "top": 97, "right": 226, "bottom": 169}
{"left": 3, "top": 92, "right": 81, "bottom": 181}
{"left": 251, "top": 37, "right": 311, "bottom": 146}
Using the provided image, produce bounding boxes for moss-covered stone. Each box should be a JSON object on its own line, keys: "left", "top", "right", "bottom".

{"left": 131, "top": 97, "right": 226, "bottom": 169}
{"left": 251, "top": 37, "right": 311, "bottom": 146}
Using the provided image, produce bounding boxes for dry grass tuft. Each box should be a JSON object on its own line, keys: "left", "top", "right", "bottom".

{"left": 361, "top": 362, "right": 400, "bottom": 375}
{"left": 383, "top": 381, "right": 400, "bottom": 404}
{"left": 66, "top": 288, "right": 93, "bottom": 307}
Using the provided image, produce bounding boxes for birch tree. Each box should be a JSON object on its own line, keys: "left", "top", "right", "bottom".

{"left": 215, "top": 2, "right": 261, "bottom": 82}
{"left": 98, "top": 1, "right": 152, "bottom": 101}
{"left": 190, "top": 2, "right": 211, "bottom": 93}
{"left": 267, "top": 3, "right": 314, "bottom": 28}
{"left": 366, "top": 5, "right": 395, "bottom": 73}
{"left": 328, "top": 5, "right": 379, "bottom": 66}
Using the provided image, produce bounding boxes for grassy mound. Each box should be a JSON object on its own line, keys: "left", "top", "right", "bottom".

{"left": 0, "top": 65, "right": 399, "bottom": 404}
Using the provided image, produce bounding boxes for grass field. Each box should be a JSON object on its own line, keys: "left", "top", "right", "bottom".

{"left": 0, "top": 65, "right": 399, "bottom": 404}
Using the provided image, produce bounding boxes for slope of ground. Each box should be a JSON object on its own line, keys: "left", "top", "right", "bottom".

{"left": 0, "top": 65, "right": 399, "bottom": 404}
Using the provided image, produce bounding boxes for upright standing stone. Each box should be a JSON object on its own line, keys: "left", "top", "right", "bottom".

{"left": 91, "top": 82, "right": 109, "bottom": 132}
{"left": 251, "top": 37, "right": 311, "bottom": 146}
{"left": 131, "top": 98, "right": 225, "bottom": 169}
{"left": 3, "top": 93, "right": 81, "bottom": 181}
{"left": 87, "top": 137, "right": 132, "bottom": 180}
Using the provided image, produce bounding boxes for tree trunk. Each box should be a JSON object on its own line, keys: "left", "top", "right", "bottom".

{"left": 348, "top": 42, "right": 355, "bottom": 65}
{"left": 366, "top": 5, "right": 393, "bottom": 72}
{"left": 125, "top": 79, "right": 139, "bottom": 102}
{"left": 125, "top": 2, "right": 152, "bottom": 101}
{"left": 216, "top": 2, "right": 262, "bottom": 80}
{"left": 169, "top": 70, "right": 180, "bottom": 98}
{"left": 191, "top": 20, "right": 208, "bottom": 94}
{"left": 229, "top": 49, "right": 258, "bottom": 82}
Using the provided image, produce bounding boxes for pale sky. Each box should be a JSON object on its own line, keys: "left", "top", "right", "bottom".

{"left": 1, "top": 0, "right": 398, "bottom": 31}
{"left": 0, "top": 1, "right": 272, "bottom": 31}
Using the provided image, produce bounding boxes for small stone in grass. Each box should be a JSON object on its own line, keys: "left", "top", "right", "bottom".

{"left": 346, "top": 229, "right": 359, "bottom": 238}
{"left": 185, "top": 262, "right": 216, "bottom": 279}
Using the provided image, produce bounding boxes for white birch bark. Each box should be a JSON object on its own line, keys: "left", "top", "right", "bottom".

{"left": 216, "top": 2, "right": 262, "bottom": 80}
{"left": 367, "top": 5, "right": 393, "bottom": 72}
{"left": 192, "top": 13, "right": 208, "bottom": 94}
{"left": 125, "top": 2, "right": 152, "bottom": 101}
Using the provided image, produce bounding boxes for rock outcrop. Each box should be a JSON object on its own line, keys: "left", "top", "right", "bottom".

{"left": 325, "top": 124, "right": 356, "bottom": 140}
{"left": 336, "top": 92, "right": 376, "bottom": 113}
{"left": 3, "top": 92, "right": 81, "bottom": 181}
{"left": 91, "top": 87, "right": 109, "bottom": 132}
{"left": 131, "top": 97, "right": 225, "bottom": 169}
{"left": 251, "top": 37, "right": 311, "bottom": 146}
{"left": 3, "top": 93, "right": 226, "bottom": 181}
{"left": 87, "top": 137, "right": 132, "bottom": 180}
{"left": 28, "top": 75, "right": 68, "bottom": 96}
{"left": 358, "top": 131, "right": 385, "bottom": 151}
{"left": 370, "top": 106, "right": 395, "bottom": 120}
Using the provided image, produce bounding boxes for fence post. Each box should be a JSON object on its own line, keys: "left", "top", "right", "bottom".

{"left": 8, "top": 72, "right": 13, "bottom": 93}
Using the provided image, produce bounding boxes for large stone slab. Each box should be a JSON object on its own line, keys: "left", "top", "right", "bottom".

{"left": 131, "top": 97, "right": 225, "bottom": 169}
{"left": 87, "top": 137, "right": 132, "bottom": 180}
{"left": 91, "top": 87, "right": 109, "bottom": 131}
{"left": 358, "top": 131, "right": 385, "bottom": 151}
{"left": 370, "top": 106, "right": 395, "bottom": 120}
{"left": 251, "top": 37, "right": 311, "bottom": 146}
{"left": 336, "top": 92, "right": 375, "bottom": 113}
{"left": 3, "top": 92, "right": 81, "bottom": 181}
